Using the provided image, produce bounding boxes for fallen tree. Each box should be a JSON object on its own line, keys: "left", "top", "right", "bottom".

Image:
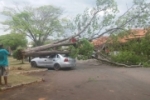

{"left": 23, "top": 50, "right": 69, "bottom": 57}
{"left": 2, "top": 0, "right": 150, "bottom": 66}
{"left": 23, "top": 42, "right": 76, "bottom": 55}
{"left": 23, "top": 0, "right": 150, "bottom": 56}
{"left": 96, "top": 55, "right": 142, "bottom": 68}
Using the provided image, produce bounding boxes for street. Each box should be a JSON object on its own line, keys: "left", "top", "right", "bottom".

{"left": 0, "top": 60, "right": 150, "bottom": 100}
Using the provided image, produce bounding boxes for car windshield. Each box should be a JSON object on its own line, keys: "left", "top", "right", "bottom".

{"left": 49, "top": 54, "right": 56, "bottom": 58}
{"left": 60, "top": 54, "right": 69, "bottom": 57}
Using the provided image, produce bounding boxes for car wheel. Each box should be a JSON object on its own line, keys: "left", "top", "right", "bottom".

{"left": 31, "top": 61, "right": 37, "bottom": 67}
{"left": 54, "top": 64, "right": 60, "bottom": 71}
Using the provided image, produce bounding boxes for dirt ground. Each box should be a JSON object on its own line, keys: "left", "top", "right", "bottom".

{"left": 0, "top": 59, "right": 150, "bottom": 100}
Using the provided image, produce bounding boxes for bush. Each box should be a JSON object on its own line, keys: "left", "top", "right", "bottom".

{"left": 109, "top": 30, "right": 150, "bottom": 67}
{"left": 69, "top": 39, "right": 94, "bottom": 60}
{"left": 142, "top": 61, "right": 150, "bottom": 67}
{"left": 12, "top": 47, "right": 24, "bottom": 60}
{"left": 69, "top": 45, "right": 79, "bottom": 59}
{"left": 111, "top": 51, "right": 141, "bottom": 65}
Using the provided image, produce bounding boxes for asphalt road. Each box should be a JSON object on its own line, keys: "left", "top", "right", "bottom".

{"left": 0, "top": 60, "right": 150, "bottom": 100}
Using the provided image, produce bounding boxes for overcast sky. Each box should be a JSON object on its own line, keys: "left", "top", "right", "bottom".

{"left": 0, "top": 0, "right": 149, "bottom": 35}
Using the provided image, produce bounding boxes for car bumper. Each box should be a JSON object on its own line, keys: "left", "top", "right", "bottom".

{"left": 60, "top": 63, "right": 76, "bottom": 68}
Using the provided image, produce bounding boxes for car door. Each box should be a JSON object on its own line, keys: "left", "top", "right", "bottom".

{"left": 46, "top": 54, "right": 56, "bottom": 67}
{"left": 38, "top": 56, "right": 49, "bottom": 67}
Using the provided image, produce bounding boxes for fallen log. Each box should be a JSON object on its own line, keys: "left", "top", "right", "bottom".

{"left": 96, "top": 57, "right": 142, "bottom": 68}
{"left": 23, "top": 50, "right": 70, "bottom": 56}
{"left": 24, "top": 42, "right": 76, "bottom": 53}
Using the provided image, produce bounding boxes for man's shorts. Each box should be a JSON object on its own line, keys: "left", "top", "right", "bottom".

{"left": 0, "top": 67, "right": 9, "bottom": 76}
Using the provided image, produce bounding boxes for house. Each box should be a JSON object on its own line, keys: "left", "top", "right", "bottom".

{"left": 91, "top": 28, "right": 149, "bottom": 55}
{"left": 91, "top": 36, "right": 109, "bottom": 54}
{"left": 92, "top": 28, "right": 148, "bottom": 47}
{"left": 118, "top": 29, "right": 147, "bottom": 43}
{"left": 91, "top": 36, "right": 109, "bottom": 48}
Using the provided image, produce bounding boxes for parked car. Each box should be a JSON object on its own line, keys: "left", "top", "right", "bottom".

{"left": 30, "top": 54, "right": 76, "bottom": 70}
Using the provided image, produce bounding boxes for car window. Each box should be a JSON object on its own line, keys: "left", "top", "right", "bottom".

{"left": 60, "top": 54, "right": 69, "bottom": 57}
{"left": 39, "top": 56, "right": 47, "bottom": 58}
{"left": 49, "top": 54, "right": 56, "bottom": 58}
{"left": 56, "top": 55, "right": 60, "bottom": 58}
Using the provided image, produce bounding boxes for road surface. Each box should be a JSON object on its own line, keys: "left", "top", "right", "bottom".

{"left": 0, "top": 60, "right": 150, "bottom": 100}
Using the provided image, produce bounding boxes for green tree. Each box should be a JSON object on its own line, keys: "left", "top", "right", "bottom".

{"left": 57, "top": 0, "right": 150, "bottom": 44}
{"left": 0, "top": 33, "right": 27, "bottom": 50}
{"left": 1, "top": 5, "right": 63, "bottom": 46}
{"left": 56, "top": 0, "right": 150, "bottom": 60}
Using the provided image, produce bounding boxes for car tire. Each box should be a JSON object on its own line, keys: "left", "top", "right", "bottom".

{"left": 31, "top": 61, "right": 38, "bottom": 67}
{"left": 54, "top": 64, "right": 60, "bottom": 71}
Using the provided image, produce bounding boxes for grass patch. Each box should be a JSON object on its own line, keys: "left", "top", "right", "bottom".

{"left": 9, "top": 57, "right": 40, "bottom": 73}
{"left": 0, "top": 74, "right": 41, "bottom": 89}
{"left": 9, "top": 74, "right": 41, "bottom": 85}
{"left": 9, "top": 57, "right": 31, "bottom": 69}
{"left": 0, "top": 57, "right": 44, "bottom": 90}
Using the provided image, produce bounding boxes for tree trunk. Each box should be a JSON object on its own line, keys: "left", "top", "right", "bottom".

{"left": 24, "top": 51, "right": 69, "bottom": 56}
{"left": 24, "top": 42, "right": 75, "bottom": 55}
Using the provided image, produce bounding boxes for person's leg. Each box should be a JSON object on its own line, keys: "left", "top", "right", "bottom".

{"left": 0, "top": 67, "right": 3, "bottom": 85}
{"left": 4, "top": 76, "right": 7, "bottom": 85}
{"left": 0, "top": 76, "right": 3, "bottom": 85}
{"left": 3, "top": 67, "right": 9, "bottom": 86}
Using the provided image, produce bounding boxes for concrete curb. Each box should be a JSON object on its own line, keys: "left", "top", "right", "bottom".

{"left": 0, "top": 69, "right": 47, "bottom": 91}
{"left": 16, "top": 69, "right": 47, "bottom": 74}
{"left": 0, "top": 78, "right": 44, "bottom": 91}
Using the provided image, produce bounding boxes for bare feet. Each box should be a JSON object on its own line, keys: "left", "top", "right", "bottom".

{"left": 4, "top": 84, "right": 11, "bottom": 87}
{"left": 0, "top": 83, "right": 4, "bottom": 86}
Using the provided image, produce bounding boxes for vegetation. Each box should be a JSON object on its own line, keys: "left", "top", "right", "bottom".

{"left": 12, "top": 47, "right": 24, "bottom": 60}
{"left": 1, "top": 5, "right": 63, "bottom": 46}
{"left": 1, "top": 0, "right": 150, "bottom": 63}
{"left": 9, "top": 57, "right": 33, "bottom": 71}
{"left": 69, "top": 39, "right": 94, "bottom": 60}
{"left": 2, "top": 0, "right": 150, "bottom": 43}
{"left": 0, "top": 33, "right": 27, "bottom": 50}
{"left": 110, "top": 29, "right": 150, "bottom": 67}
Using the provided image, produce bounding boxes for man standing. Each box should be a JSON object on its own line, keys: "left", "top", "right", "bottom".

{"left": 0, "top": 44, "right": 10, "bottom": 86}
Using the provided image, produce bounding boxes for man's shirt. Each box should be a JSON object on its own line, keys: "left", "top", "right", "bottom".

{"left": 0, "top": 49, "right": 9, "bottom": 66}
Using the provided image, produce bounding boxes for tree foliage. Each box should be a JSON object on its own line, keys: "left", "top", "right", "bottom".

{"left": 60, "top": 0, "right": 150, "bottom": 42}
{"left": 110, "top": 29, "right": 150, "bottom": 67}
{"left": 1, "top": 0, "right": 150, "bottom": 43}
{"left": 1, "top": 5, "right": 63, "bottom": 46}
{"left": 12, "top": 47, "right": 24, "bottom": 60}
{"left": 1, "top": 0, "right": 150, "bottom": 62}
{"left": 69, "top": 39, "right": 94, "bottom": 60}
{"left": 0, "top": 33, "right": 27, "bottom": 50}
{"left": 61, "top": 0, "right": 118, "bottom": 40}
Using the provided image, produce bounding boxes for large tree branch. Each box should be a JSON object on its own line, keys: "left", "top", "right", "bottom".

{"left": 24, "top": 50, "right": 69, "bottom": 56}
{"left": 42, "top": 28, "right": 54, "bottom": 43}
{"left": 24, "top": 42, "right": 76, "bottom": 53}
{"left": 54, "top": 9, "right": 104, "bottom": 44}
{"left": 27, "top": 29, "right": 37, "bottom": 43}
{"left": 96, "top": 57, "right": 142, "bottom": 68}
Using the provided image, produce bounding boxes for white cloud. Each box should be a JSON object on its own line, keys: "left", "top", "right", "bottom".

{"left": 0, "top": 1, "right": 5, "bottom": 11}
